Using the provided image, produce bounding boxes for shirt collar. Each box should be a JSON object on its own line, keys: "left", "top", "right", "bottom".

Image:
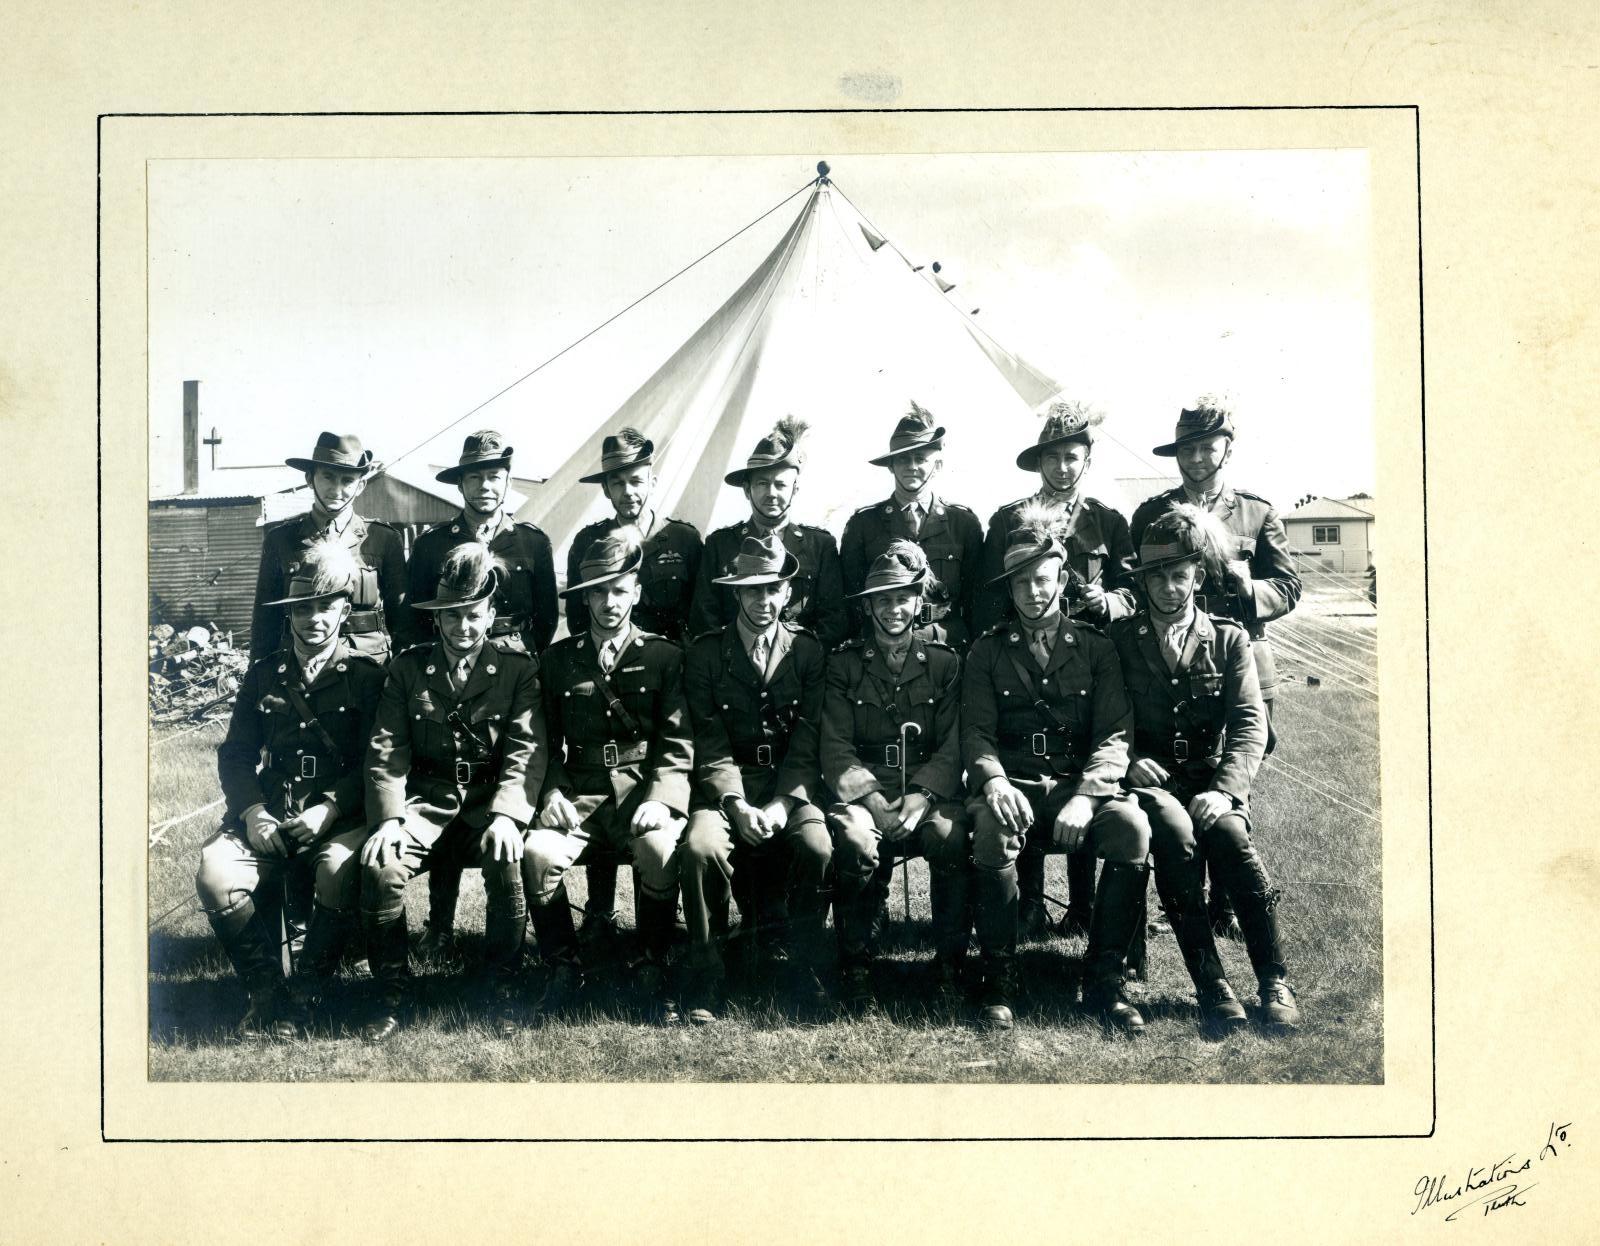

{"left": 441, "top": 639, "right": 486, "bottom": 671}
{"left": 310, "top": 502, "right": 354, "bottom": 535}
{"left": 461, "top": 507, "right": 508, "bottom": 542}
{"left": 735, "top": 616, "right": 778, "bottom": 654}
{"left": 891, "top": 486, "right": 933, "bottom": 512}
{"left": 292, "top": 636, "right": 339, "bottom": 676}
{"left": 590, "top": 621, "right": 632, "bottom": 654}
{"left": 1020, "top": 606, "right": 1063, "bottom": 637}
{"left": 1182, "top": 479, "right": 1227, "bottom": 509}
{"left": 1035, "top": 484, "right": 1081, "bottom": 513}
{"left": 1150, "top": 602, "right": 1196, "bottom": 634}
{"left": 749, "top": 515, "right": 789, "bottom": 537}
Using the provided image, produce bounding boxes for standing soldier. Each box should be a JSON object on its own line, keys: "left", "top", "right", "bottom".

{"left": 963, "top": 503, "right": 1150, "bottom": 1033}
{"left": 688, "top": 416, "right": 849, "bottom": 648}
{"left": 839, "top": 401, "right": 985, "bottom": 649}
{"left": 1130, "top": 397, "right": 1301, "bottom": 935}
{"left": 1109, "top": 505, "right": 1301, "bottom": 1032}
{"left": 677, "top": 535, "right": 833, "bottom": 1023}
{"left": 358, "top": 543, "right": 547, "bottom": 1042}
{"left": 822, "top": 541, "right": 972, "bottom": 1014}
{"left": 408, "top": 429, "right": 559, "bottom": 954}
{"left": 522, "top": 532, "right": 693, "bottom": 1024}
{"left": 197, "top": 538, "right": 386, "bottom": 1039}
{"left": 974, "top": 400, "right": 1138, "bottom": 941}
{"left": 251, "top": 431, "right": 406, "bottom": 664}
{"left": 566, "top": 427, "right": 703, "bottom": 950}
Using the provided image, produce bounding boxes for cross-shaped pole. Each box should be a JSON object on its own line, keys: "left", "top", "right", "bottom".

{"left": 203, "top": 425, "right": 223, "bottom": 470}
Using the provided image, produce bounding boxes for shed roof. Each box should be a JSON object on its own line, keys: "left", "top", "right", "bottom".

{"left": 1286, "top": 495, "right": 1375, "bottom": 522}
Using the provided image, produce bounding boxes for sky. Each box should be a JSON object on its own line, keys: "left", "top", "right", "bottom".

{"left": 147, "top": 149, "right": 1375, "bottom": 510}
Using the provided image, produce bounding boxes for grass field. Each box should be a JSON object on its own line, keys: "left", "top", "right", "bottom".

{"left": 146, "top": 573, "right": 1382, "bottom": 1084}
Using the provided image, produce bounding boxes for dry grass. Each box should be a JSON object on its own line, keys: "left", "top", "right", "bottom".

{"left": 146, "top": 575, "right": 1383, "bottom": 1085}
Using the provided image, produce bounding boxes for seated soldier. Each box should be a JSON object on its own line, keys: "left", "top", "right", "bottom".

{"left": 1109, "top": 504, "right": 1301, "bottom": 1033}
{"left": 678, "top": 535, "right": 833, "bottom": 1023}
{"left": 197, "top": 538, "right": 385, "bottom": 1039}
{"left": 523, "top": 532, "right": 693, "bottom": 1024}
{"left": 963, "top": 502, "right": 1150, "bottom": 1033}
{"left": 358, "top": 543, "right": 547, "bottom": 1042}
{"left": 822, "top": 541, "right": 971, "bottom": 1014}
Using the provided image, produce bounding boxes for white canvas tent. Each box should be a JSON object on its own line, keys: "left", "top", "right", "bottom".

{"left": 510, "top": 169, "right": 1158, "bottom": 558}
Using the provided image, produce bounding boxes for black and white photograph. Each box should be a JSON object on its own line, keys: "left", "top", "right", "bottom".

{"left": 143, "top": 145, "right": 1385, "bottom": 1086}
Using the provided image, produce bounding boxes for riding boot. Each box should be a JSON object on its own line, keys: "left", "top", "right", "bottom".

{"left": 1210, "top": 843, "right": 1288, "bottom": 984}
{"left": 1017, "top": 845, "right": 1049, "bottom": 938}
{"left": 1154, "top": 859, "right": 1246, "bottom": 1035}
{"left": 285, "top": 902, "right": 345, "bottom": 1027}
{"left": 480, "top": 862, "right": 528, "bottom": 984}
{"left": 530, "top": 880, "right": 582, "bottom": 969}
{"left": 1081, "top": 862, "right": 1150, "bottom": 1034}
{"left": 581, "top": 859, "right": 622, "bottom": 953}
{"left": 864, "top": 856, "right": 895, "bottom": 952}
{"left": 928, "top": 860, "right": 972, "bottom": 968}
{"left": 972, "top": 863, "right": 1018, "bottom": 964}
{"left": 635, "top": 893, "right": 681, "bottom": 1024}
{"left": 420, "top": 862, "right": 463, "bottom": 959}
{"left": 360, "top": 915, "right": 412, "bottom": 1043}
{"left": 1062, "top": 849, "right": 1096, "bottom": 936}
{"left": 207, "top": 901, "right": 295, "bottom": 1040}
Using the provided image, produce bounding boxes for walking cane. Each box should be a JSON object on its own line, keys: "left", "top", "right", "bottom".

{"left": 897, "top": 720, "right": 922, "bottom": 923}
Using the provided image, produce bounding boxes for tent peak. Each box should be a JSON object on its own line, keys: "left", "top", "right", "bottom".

{"left": 815, "top": 160, "right": 831, "bottom": 183}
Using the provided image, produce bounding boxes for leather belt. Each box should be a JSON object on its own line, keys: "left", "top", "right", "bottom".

{"left": 733, "top": 742, "right": 779, "bottom": 768}
{"left": 569, "top": 739, "right": 650, "bottom": 768}
{"left": 861, "top": 743, "right": 929, "bottom": 768}
{"left": 343, "top": 610, "right": 384, "bottom": 635}
{"left": 1135, "top": 729, "right": 1218, "bottom": 764}
{"left": 997, "top": 728, "right": 1085, "bottom": 757}
{"left": 414, "top": 757, "right": 497, "bottom": 785}
{"left": 268, "top": 753, "right": 340, "bottom": 780}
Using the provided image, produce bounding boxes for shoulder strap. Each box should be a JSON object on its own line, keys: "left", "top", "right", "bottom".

{"left": 280, "top": 680, "right": 341, "bottom": 756}
{"left": 589, "top": 649, "right": 643, "bottom": 739}
{"left": 1002, "top": 643, "right": 1074, "bottom": 730}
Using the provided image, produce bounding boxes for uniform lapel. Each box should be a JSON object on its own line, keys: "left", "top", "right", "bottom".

{"left": 427, "top": 643, "right": 457, "bottom": 702}
{"left": 726, "top": 628, "right": 761, "bottom": 690}
{"left": 764, "top": 623, "right": 794, "bottom": 684}
{"left": 1043, "top": 616, "right": 1077, "bottom": 675}
{"left": 1136, "top": 615, "right": 1174, "bottom": 686}
{"left": 304, "top": 639, "right": 350, "bottom": 693}
{"left": 1179, "top": 610, "right": 1213, "bottom": 672}
{"left": 919, "top": 496, "right": 948, "bottom": 542}
{"left": 457, "top": 645, "right": 497, "bottom": 704}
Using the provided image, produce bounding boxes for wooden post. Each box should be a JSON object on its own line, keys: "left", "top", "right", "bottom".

{"left": 182, "top": 380, "right": 200, "bottom": 495}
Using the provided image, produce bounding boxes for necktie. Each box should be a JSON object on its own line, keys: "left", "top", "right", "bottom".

{"left": 1160, "top": 625, "right": 1187, "bottom": 672}
{"left": 599, "top": 640, "right": 618, "bottom": 674}
{"left": 302, "top": 654, "right": 325, "bottom": 684}
{"left": 1029, "top": 626, "right": 1054, "bottom": 668}
{"left": 906, "top": 502, "right": 923, "bottom": 536}
{"left": 750, "top": 634, "right": 769, "bottom": 674}
{"left": 451, "top": 656, "right": 472, "bottom": 692}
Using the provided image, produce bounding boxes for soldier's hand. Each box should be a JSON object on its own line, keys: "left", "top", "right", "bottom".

{"left": 480, "top": 815, "right": 525, "bottom": 863}
{"left": 539, "top": 790, "right": 581, "bottom": 831}
{"left": 1126, "top": 758, "right": 1170, "bottom": 789}
{"left": 243, "top": 804, "right": 287, "bottom": 858}
{"left": 1078, "top": 583, "right": 1107, "bottom": 617}
{"left": 282, "top": 800, "right": 337, "bottom": 846}
{"left": 759, "top": 798, "right": 793, "bottom": 833}
{"left": 728, "top": 800, "right": 766, "bottom": 847}
{"left": 891, "top": 791, "right": 931, "bottom": 841}
{"left": 360, "top": 820, "right": 406, "bottom": 868}
{"left": 1227, "top": 559, "right": 1253, "bottom": 594}
{"left": 983, "top": 777, "right": 1033, "bottom": 835}
{"left": 862, "top": 791, "right": 902, "bottom": 835}
{"left": 1187, "top": 790, "right": 1234, "bottom": 834}
{"left": 631, "top": 800, "right": 672, "bottom": 836}
{"left": 1052, "top": 794, "right": 1098, "bottom": 853}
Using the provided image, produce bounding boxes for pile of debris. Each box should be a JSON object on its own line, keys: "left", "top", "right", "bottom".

{"left": 149, "top": 623, "right": 248, "bottom": 726}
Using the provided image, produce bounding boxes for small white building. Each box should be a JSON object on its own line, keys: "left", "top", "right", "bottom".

{"left": 1284, "top": 496, "right": 1376, "bottom": 573}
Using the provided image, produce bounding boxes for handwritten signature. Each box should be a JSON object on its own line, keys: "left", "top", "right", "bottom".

{"left": 1411, "top": 1120, "right": 1573, "bottom": 1222}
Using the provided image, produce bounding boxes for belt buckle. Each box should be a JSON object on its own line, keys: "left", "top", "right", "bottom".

{"left": 917, "top": 603, "right": 932, "bottom": 626}
{"left": 755, "top": 743, "right": 773, "bottom": 766}
{"left": 299, "top": 754, "right": 318, "bottom": 779}
{"left": 602, "top": 742, "right": 620, "bottom": 767}
{"left": 1173, "top": 737, "right": 1190, "bottom": 762}
{"left": 1031, "top": 732, "right": 1048, "bottom": 757}
{"left": 455, "top": 759, "right": 473, "bottom": 784}
{"left": 885, "top": 743, "right": 900, "bottom": 768}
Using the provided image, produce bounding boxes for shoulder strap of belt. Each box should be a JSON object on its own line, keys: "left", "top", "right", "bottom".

{"left": 591, "top": 652, "right": 643, "bottom": 740}
{"left": 280, "top": 680, "right": 342, "bottom": 757}
{"left": 1002, "top": 645, "right": 1074, "bottom": 731}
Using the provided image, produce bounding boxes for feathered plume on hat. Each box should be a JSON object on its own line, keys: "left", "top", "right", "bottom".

{"left": 1141, "top": 502, "right": 1233, "bottom": 582}
{"left": 906, "top": 399, "right": 935, "bottom": 425}
{"left": 771, "top": 414, "right": 810, "bottom": 459}
{"left": 1016, "top": 399, "right": 1105, "bottom": 469}
{"left": 882, "top": 537, "right": 939, "bottom": 594}
{"left": 1186, "top": 394, "right": 1233, "bottom": 421}
{"left": 413, "top": 540, "right": 499, "bottom": 610}
{"left": 1012, "top": 497, "right": 1071, "bottom": 545}
{"left": 1039, "top": 397, "right": 1105, "bottom": 431}
{"left": 264, "top": 535, "right": 360, "bottom": 605}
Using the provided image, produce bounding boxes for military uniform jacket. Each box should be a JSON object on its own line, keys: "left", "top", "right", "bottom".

{"left": 218, "top": 639, "right": 387, "bottom": 829}
{"left": 565, "top": 514, "right": 703, "bottom": 643}
{"left": 820, "top": 637, "right": 963, "bottom": 804}
{"left": 1108, "top": 609, "right": 1266, "bottom": 801}
{"left": 973, "top": 493, "right": 1138, "bottom": 636}
{"left": 684, "top": 621, "right": 824, "bottom": 811}
{"left": 365, "top": 641, "right": 547, "bottom": 841}
{"left": 407, "top": 513, "right": 560, "bottom": 656}
{"left": 839, "top": 494, "right": 985, "bottom": 649}
{"left": 688, "top": 519, "right": 849, "bottom": 648}
{"left": 1128, "top": 485, "right": 1301, "bottom": 697}
{"left": 961, "top": 617, "right": 1132, "bottom": 799}
{"left": 250, "top": 511, "right": 406, "bottom": 663}
{"left": 541, "top": 628, "right": 694, "bottom": 817}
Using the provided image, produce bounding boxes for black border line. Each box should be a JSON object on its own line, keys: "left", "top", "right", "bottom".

{"left": 105, "top": 104, "right": 1432, "bottom": 1144}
